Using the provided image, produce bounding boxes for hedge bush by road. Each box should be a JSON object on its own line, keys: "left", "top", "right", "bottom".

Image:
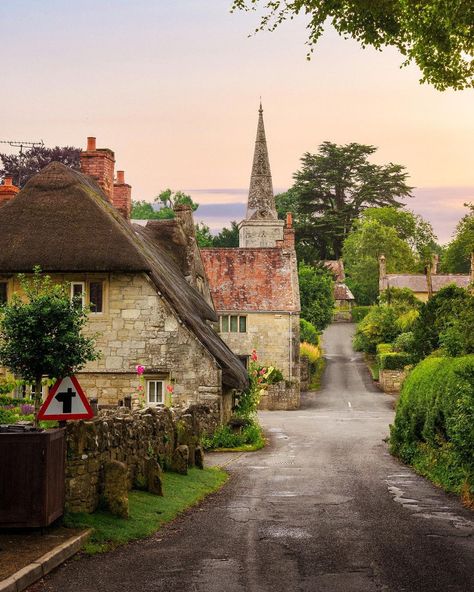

{"left": 390, "top": 355, "right": 474, "bottom": 504}
{"left": 378, "top": 352, "right": 412, "bottom": 370}
{"left": 351, "top": 306, "right": 371, "bottom": 323}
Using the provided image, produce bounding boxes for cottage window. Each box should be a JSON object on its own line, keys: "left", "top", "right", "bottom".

{"left": 89, "top": 281, "right": 103, "bottom": 313}
{"left": 147, "top": 380, "right": 164, "bottom": 405}
{"left": 220, "top": 315, "right": 247, "bottom": 333}
{"left": 70, "top": 282, "right": 85, "bottom": 308}
{"left": 0, "top": 282, "right": 7, "bottom": 305}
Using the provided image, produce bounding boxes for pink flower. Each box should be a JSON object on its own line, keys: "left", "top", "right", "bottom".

{"left": 136, "top": 365, "right": 145, "bottom": 376}
{"left": 259, "top": 368, "right": 266, "bottom": 375}
{"left": 138, "top": 385, "right": 144, "bottom": 391}
{"left": 166, "top": 384, "right": 174, "bottom": 393}
{"left": 251, "top": 350, "right": 258, "bottom": 362}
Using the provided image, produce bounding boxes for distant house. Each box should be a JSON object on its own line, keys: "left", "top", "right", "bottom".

{"left": 0, "top": 138, "right": 248, "bottom": 422}
{"left": 322, "top": 260, "right": 355, "bottom": 319}
{"left": 379, "top": 254, "right": 473, "bottom": 302}
{"left": 201, "top": 104, "right": 301, "bottom": 410}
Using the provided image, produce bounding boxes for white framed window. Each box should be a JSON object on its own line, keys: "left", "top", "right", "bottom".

{"left": 220, "top": 314, "right": 247, "bottom": 333}
{"left": 89, "top": 281, "right": 104, "bottom": 314}
{"left": 147, "top": 380, "right": 164, "bottom": 405}
{"left": 70, "top": 282, "right": 86, "bottom": 308}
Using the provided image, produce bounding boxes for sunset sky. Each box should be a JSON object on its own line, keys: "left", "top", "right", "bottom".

{"left": 1, "top": 0, "right": 473, "bottom": 242}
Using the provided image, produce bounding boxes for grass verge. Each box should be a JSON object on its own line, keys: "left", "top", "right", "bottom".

{"left": 309, "top": 357, "right": 326, "bottom": 390}
{"left": 365, "top": 354, "right": 380, "bottom": 381}
{"left": 64, "top": 467, "right": 228, "bottom": 554}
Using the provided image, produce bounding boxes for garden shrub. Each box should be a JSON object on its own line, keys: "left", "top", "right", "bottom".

{"left": 390, "top": 355, "right": 474, "bottom": 503}
{"left": 376, "top": 343, "right": 393, "bottom": 355}
{"left": 378, "top": 352, "right": 412, "bottom": 370}
{"left": 0, "top": 394, "right": 33, "bottom": 407}
{"left": 201, "top": 420, "right": 264, "bottom": 451}
{"left": 353, "top": 305, "right": 401, "bottom": 353}
{"left": 392, "top": 331, "right": 416, "bottom": 353}
{"left": 300, "top": 319, "right": 319, "bottom": 345}
{"left": 351, "top": 306, "right": 371, "bottom": 323}
{"left": 0, "top": 408, "right": 18, "bottom": 423}
{"left": 300, "top": 341, "right": 321, "bottom": 364}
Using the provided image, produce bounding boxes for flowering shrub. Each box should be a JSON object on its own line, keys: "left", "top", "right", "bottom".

{"left": 234, "top": 350, "right": 283, "bottom": 418}
{"left": 132, "top": 365, "right": 146, "bottom": 408}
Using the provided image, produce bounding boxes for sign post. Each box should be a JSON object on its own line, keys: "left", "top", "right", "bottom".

{"left": 38, "top": 376, "right": 94, "bottom": 421}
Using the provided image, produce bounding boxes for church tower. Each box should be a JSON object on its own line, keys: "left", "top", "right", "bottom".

{"left": 239, "top": 103, "right": 285, "bottom": 248}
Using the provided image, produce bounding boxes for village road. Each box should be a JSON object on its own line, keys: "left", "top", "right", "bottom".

{"left": 32, "top": 323, "right": 474, "bottom": 592}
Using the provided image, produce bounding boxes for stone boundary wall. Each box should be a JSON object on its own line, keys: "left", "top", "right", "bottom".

{"left": 258, "top": 382, "right": 300, "bottom": 411}
{"left": 65, "top": 404, "right": 219, "bottom": 514}
{"left": 300, "top": 357, "right": 310, "bottom": 392}
{"left": 379, "top": 369, "right": 408, "bottom": 394}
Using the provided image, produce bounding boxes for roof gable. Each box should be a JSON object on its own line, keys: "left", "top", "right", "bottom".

{"left": 201, "top": 248, "right": 300, "bottom": 313}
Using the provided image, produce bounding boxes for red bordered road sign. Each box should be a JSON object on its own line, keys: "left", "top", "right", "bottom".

{"left": 38, "top": 376, "right": 94, "bottom": 421}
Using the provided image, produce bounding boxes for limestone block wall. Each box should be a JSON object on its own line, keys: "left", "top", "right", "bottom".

{"left": 259, "top": 382, "right": 300, "bottom": 410}
{"left": 77, "top": 273, "right": 224, "bottom": 413}
{"left": 379, "top": 369, "right": 408, "bottom": 393}
{"left": 65, "top": 404, "right": 219, "bottom": 514}
{"left": 220, "top": 312, "right": 300, "bottom": 383}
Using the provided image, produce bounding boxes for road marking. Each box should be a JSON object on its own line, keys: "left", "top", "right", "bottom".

{"left": 348, "top": 401, "right": 352, "bottom": 408}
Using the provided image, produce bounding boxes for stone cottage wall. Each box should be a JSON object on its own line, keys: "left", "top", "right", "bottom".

{"left": 77, "top": 273, "right": 225, "bottom": 416}
{"left": 258, "top": 381, "right": 300, "bottom": 411}
{"left": 65, "top": 404, "right": 218, "bottom": 514}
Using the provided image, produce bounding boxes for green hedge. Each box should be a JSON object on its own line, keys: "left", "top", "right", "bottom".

{"left": 376, "top": 343, "right": 393, "bottom": 355}
{"left": 351, "top": 306, "right": 371, "bottom": 323}
{"left": 378, "top": 352, "right": 412, "bottom": 370}
{"left": 300, "top": 319, "right": 319, "bottom": 345}
{"left": 390, "top": 355, "right": 474, "bottom": 503}
{"left": 0, "top": 394, "right": 32, "bottom": 407}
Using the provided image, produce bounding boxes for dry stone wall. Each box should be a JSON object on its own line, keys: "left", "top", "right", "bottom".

{"left": 379, "top": 369, "right": 408, "bottom": 394}
{"left": 258, "top": 382, "right": 300, "bottom": 411}
{"left": 65, "top": 404, "right": 219, "bottom": 514}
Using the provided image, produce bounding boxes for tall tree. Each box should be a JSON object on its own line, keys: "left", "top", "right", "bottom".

{"left": 293, "top": 142, "right": 412, "bottom": 259}
{"left": 298, "top": 263, "right": 334, "bottom": 331}
{"left": 231, "top": 1, "right": 474, "bottom": 90}
{"left": 212, "top": 221, "right": 240, "bottom": 247}
{"left": 0, "top": 146, "right": 81, "bottom": 188}
{"left": 195, "top": 222, "right": 214, "bottom": 247}
{"left": 131, "top": 190, "right": 199, "bottom": 220}
{"left": 343, "top": 217, "right": 418, "bottom": 304}
{"left": 441, "top": 203, "right": 474, "bottom": 273}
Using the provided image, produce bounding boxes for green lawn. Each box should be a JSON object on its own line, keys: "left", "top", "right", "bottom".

{"left": 65, "top": 467, "right": 228, "bottom": 554}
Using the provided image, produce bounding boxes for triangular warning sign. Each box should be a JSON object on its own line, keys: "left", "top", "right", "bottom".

{"left": 38, "top": 376, "right": 94, "bottom": 421}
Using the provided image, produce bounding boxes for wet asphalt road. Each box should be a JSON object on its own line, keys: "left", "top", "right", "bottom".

{"left": 32, "top": 323, "right": 473, "bottom": 592}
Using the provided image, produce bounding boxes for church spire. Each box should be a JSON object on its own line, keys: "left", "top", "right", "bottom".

{"left": 246, "top": 102, "right": 277, "bottom": 220}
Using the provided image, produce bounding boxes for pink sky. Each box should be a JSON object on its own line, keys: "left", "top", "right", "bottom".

{"left": 1, "top": 1, "right": 473, "bottom": 243}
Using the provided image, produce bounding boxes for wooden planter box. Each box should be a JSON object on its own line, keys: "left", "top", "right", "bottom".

{"left": 0, "top": 427, "right": 65, "bottom": 528}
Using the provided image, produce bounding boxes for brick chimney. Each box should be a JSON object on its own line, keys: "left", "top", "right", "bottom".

{"left": 283, "top": 211, "right": 295, "bottom": 248}
{"left": 113, "top": 170, "right": 132, "bottom": 220}
{"left": 80, "top": 137, "right": 115, "bottom": 202}
{"left": 0, "top": 176, "right": 20, "bottom": 207}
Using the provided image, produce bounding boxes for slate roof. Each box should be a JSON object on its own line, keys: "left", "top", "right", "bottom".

{"left": 0, "top": 163, "right": 248, "bottom": 390}
{"left": 384, "top": 274, "right": 471, "bottom": 293}
{"left": 200, "top": 248, "right": 300, "bottom": 313}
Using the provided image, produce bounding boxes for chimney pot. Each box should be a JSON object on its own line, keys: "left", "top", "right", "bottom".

{"left": 4, "top": 177, "right": 13, "bottom": 186}
{"left": 87, "top": 137, "right": 96, "bottom": 151}
{"left": 286, "top": 212, "right": 293, "bottom": 228}
{"left": 117, "top": 170, "right": 125, "bottom": 184}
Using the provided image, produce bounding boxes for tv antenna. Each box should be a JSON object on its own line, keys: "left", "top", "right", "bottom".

{"left": 0, "top": 139, "right": 45, "bottom": 186}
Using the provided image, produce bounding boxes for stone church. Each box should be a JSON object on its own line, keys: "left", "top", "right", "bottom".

{"left": 201, "top": 104, "right": 301, "bottom": 410}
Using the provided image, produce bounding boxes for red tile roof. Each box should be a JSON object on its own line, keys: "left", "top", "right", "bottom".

{"left": 201, "top": 248, "right": 300, "bottom": 313}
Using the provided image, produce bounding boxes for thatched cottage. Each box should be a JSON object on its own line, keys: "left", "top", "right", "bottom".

{"left": 201, "top": 104, "right": 301, "bottom": 410}
{"left": 0, "top": 139, "right": 248, "bottom": 422}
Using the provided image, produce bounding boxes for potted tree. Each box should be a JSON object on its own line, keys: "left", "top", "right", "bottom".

{"left": 0, "top": 267, "right": 99, "bottom": 527}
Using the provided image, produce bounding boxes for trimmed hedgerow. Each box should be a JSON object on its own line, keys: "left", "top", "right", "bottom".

{"left": 378, "top": 351, "right": 412, "bottom": 370}
{"left": 351, "top": 306, "right": 371, "bottom": 323}
{"left": 376, "top": 343, "right": 393, "bottom": 355}
{"left": 390, "top": 355, "right": 474, "bottom": 505}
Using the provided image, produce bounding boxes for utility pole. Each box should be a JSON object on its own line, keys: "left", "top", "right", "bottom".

{"left": 0, "top": 139, "right": 44, "bottom": 186}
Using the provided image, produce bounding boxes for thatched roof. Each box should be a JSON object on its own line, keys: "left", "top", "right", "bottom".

{"left": 0, "top": 163, "right": 248, "bottom": 390}
{"left": 134, "top": 224, "right": 249, "bottom": 390}
{"left": 0, "top": 163, "right": 150, "bottom": 273}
